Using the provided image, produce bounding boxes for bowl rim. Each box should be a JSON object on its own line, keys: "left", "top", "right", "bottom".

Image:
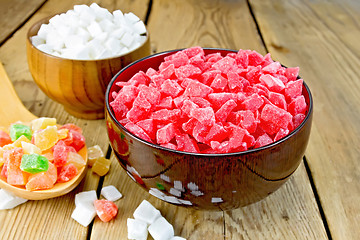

{"left": 105, "top": 47, "right": 313, "bottom": 157}
{"left": 26, "top": 13, "right": 150, "bottom": 61}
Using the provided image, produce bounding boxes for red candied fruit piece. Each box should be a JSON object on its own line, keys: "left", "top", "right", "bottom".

{"left": 227, "top": 71, "right": 244, "bottom": 92}
{"left": 248, "top": 50, "right": 264, "bottom": 66}
{"left": 262, "top": 53, "right": 274, "bottom": 67}
{"left": 157, "top": 96, "right": 173, "bottom": 110}
{"left": 254, "top": 133, "right": 273, "bottom": 148}
{"left": 210, "top": 74, "right": 228, "bottom": 92}
{"left": 160, "top": 143, "right": 177, "bottom": 150}
{"left": 151, "top": 109, "right": 181, "bottom": 123}
{"left": 235, "top": 50, "right": 249, "bottom": 68}
{"left": 205, "top": 52, "right": 222, "bottom": 63}
{"left": 124, "top": 122, "right": 153, "bottom": 143}
{"left": 274, "top": 128, "right": 290, "bottom": 142}
{"left": 246, "top": 66, "right": 262, "bottom": 83}
{"left": 182, "top": 46, "right": 205, "bottom": 58}
{"left": 210, "top": 141, "right": 233, "bottom": 153}
{"left": 207, "top": 92, "right": 237, "bottom": 109}
{"left": 110, "top": 101, "right": 129, "bottom": 120}
{"left": 53, "top": 140, "right": 76, "bottom": 168}
{"left": 126, "top": 106, "right": 149, "bottom": 123}
{"left": 0, "top": 131, "right": 12, "bottom": 147}
{"left": 181, "top": 100, "right": 199, "bottom": 117}
{"left": 62, "top": 129, "right": 85, "bottom": 152}
{"left": 262, "top": 61, "right": 281, "bottom": 74}
{"left": 184, "top": 81, "right": 213, "bottom": 98}
{"left": 212, "top": 56, "right": 237, "bottom": 74}
{"left": 190, "top": 107, "right": 216, "bottom": 127}
{"left": 204, "top": 124, "right": 228, "bottom": 143}
{"left": 190, "top": 97, "right": 211, "bottom": 108}
{"left": 136, "top": 119, "right": 156, "bottom": 140}
{"left": 293, "top": 113, "right": 306, "bottom": 128}
{"left": 164, "top": 51, "right": 189, "bottom": 68}
{"left": 269, "top": 92, "right": 287, "bottom": 110}
{"left": 175, "top": 64, "right": 202, "bottom": 79}
{"left": 192, "top": 121, "right": 209, "bottom": 143}
{"left": 160, "top": 63, "right": 175, "bottom": 79}
{"left": 150, "top": 74, "right": 166, "bottom": 88}
{"left": 1, "top": 161, "right": 7, "bottom": 180}
{"left": 182, "top": 118, "right": 198, "bottom": 134}
{"left": 160, "top": 79, "right": 184, "bottom": 98}
{"left": 288, "top": 95, "right": 307, "bottom": 116}
{"left": 145, "top": 67, "right": 157, "bottom": 77}
{"left": 175, "top": 134, "right": 200, "bottom": 153}
{"left": 5, "top": 148, "right": 28, "bottom": 185}
{"left": 259, "top": 74, "right": 285, "bottom": 92}
{"left": 156, "top": 123, "right": 177, "bottom": 144}
{"left": 189, "top": 54, "right": 206, "bottom": 71}
{"left": 236, "top": 110, "right": 257, "bottom": 134}
{"left": 112, "top": 85, "right": 139, "bottom": 107}
{"left": 94, "top": 199, "right": 118, "bottom": 222}
{"left": 241, "top": 93, "right": 264, "bottom": 112}
{"left": 260, "top": 104, "right": 293, "bottom": 135}
{"left": 215, "top": 99, "right": 237, "bottom": 123}
{"left": 57, "top": 163, "right": 78, "bottom": 182}
{"left": 285, "top": 67, "right": 299, "bottom": 82}
{"left": 285, "top": 79, "right": 303, "bottom": 100}
{"left": 138, "top": 85, "right": 161, "bottom": 106}
{"left": 116, "top": 71, "right": 150, "bottom": 87}
{"left": 199, "top": 70, "right": 221, "bottom": 85}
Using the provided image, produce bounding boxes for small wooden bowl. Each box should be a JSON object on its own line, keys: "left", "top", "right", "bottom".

{"left": 105, "top": 48, "right": 313, "bottom": 211}
{"left": 26, "top": 15, "right": 151, "bottom": 119}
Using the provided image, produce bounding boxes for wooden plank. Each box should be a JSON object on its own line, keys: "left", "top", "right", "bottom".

{"left": 0, "top": 0, "right": 46, "bottom": 45}
{"left": 89, "top": 0, "right": 327, "bottom": 239}
{"left": 248, "top": 0, "right": 360, "bottom": 239}
{"left": 0, "top": 0, "right": 147, "bottom": 239}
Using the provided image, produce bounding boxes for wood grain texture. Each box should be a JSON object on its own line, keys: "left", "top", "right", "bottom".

{"left": 248, "top": 0, "right": 360, "bottom": 239}
{"left": 0, "top": 0, "right": 46, "bottom": 45}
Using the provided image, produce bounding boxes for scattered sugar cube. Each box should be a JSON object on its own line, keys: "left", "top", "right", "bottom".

{"left": 173, "top": 181, "right": 185, "bottom": 192}
{"left": 171, "top": 237, "right": 187, "bottom": 240}
{"left": 133, "top": 200, "right": 161, "bottom": 225}
{"left": 169, "top": 188, "right": 181, "bottom": 197}
{"left": 164, "top": 196, "right": 181, "bottom": 204}
{"left": 149, "top": 188, "right": 165, "bottom": 200}
{"left": 101, "top": 185, "right": 122, "bottom": 202}
{"left": 0, "top": 189, "right": 28, "bottom": 210}
{"left": 75, "top": 190, "right": 97, "bottom": 207}
{"left": 211, "top": 197, "right": 223, "bottom": 203}
{"left": 148, "top": 216, "right": 175, "bottom": 240}
{"left": 127, "top": 218, "right": 148, "bottom": 240}
{"left": 71, "top": 202, "right": 96, "bottom": 227}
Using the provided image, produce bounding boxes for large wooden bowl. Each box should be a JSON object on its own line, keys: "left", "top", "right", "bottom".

{"left": 105, "top": 48, "right": 313, "bottom": 211}
{"left": 26, "top": 15, "right": 151, "bottom": 119}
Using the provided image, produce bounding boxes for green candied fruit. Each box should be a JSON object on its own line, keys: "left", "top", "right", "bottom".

{"left": 20, "top": 154, "right": 49, "bottom": 174}
{"left": 9, "top": 124, "right": 32, "bottom": 141}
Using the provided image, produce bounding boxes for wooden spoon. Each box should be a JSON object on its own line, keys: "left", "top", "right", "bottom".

{"left": 0, "top": 62, "right": 88, "bottom": 200}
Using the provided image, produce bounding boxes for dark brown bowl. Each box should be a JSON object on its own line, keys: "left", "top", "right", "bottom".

{"left": 105, "top": 48, "right": 313, "bottom": 211}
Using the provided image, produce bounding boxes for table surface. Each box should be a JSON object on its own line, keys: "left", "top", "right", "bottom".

{"left": 0, "top": 0, "right": 359, "bottom": 239}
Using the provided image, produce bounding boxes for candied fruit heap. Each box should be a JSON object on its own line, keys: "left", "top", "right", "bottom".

{"left": 110, "top": 47, "right": 308, "bottom": 154}
{"left": 0, "top": 118, "right": 86, "bottom": 191}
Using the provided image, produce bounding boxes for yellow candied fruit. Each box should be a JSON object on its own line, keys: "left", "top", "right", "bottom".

{"left": 92, "top": 157, "right": 111, "bottom": 176}
{"left": 31, "top": 117, "right": 57, "bottom": 132}
{"left": 67, "top": 152, "right": 86, "bottom": 170}
{"left": 12, "top": 135, "right": 31, "bottom": 148}
{"left": 87, "top": 145, "right": 104, "bottom": 167}
{"left": 21, "top": 141, "right": 41, "bottom": 155}
{"left": 57, "top": 128, "right": 69, "bottom": 140}
{"left": 33, "top": 125, "right": 59, "bottom": 151}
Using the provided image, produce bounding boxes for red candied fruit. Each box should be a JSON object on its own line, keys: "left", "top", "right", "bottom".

{"left": 94, "top": 199, "right": 118, "bottom": 222}
{"left": 109, "top": 47, "right": 308, "bottom": 154}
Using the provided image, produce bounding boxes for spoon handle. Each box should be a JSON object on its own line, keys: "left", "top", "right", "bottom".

{"left": 0, "top": 62, "right": 36, "bottom": 127}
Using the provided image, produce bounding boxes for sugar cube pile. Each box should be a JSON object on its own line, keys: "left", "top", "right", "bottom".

{"left": 32, "top": 3, "right": 147, "bottom": 60}
{"left": 127, "top": 200, "right": 186, "bottom": 240}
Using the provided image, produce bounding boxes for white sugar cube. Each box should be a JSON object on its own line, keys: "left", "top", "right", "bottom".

{"left": 99, "top": 19, "right": 115, "bottom": 32}
{"left": 111, "top": 28, "right": 126, "bottom": 39}
{"left": 94, "top": 32, "right": 109, "bottom": 43}
{"left": 211, "top": 197, "right": 223, "bottom": 203}
{"left": 95, "top": 49, "right": 112, "bottom": 59}
{"left": 74, "top": 46, "right": 91, "bottom": 60}
{"left": 37, "top": 44, "right": 53, "bottom": 55}
{"left": 118, "top": 46, "right": 130, "bottom": 56}
{"left": 127, "top": 218, "right": 148, "bottom": 240}
{"left": 45, "top": 31, "right": 64, "bottom": 50}
{"left": 71, "top": 202, "right": 96, "bottom": 227}
{"left": 74, "top": 4, "right": 90, "bottom": 14}
{"left": 37, "top": 24, "right": 50, "bottom": 38}
{"left": 76, "top": 27, "right": 91, "bottom": 42}
{"left": 124, "top": 12, "right": 140, "bottom": 23}
{"left": 132, "top": 21, "right": 147, "bottom": 34}
{"left": 49, "top": 14, "right": 64, "bottom": 29}
{"left": 79, "top": 8, "right": 96, "bottom": 24}
{"left": 94, "top": 8, "right": 113, "bottom": 21}
{"left": 171, "top": 237, "right": 187, "bottom": 240}
{"left": 31, "top": 35, "right": 45, "bottom": 47}
{"left": 149, "top": 188, "right": 165, "bottom": 200}
{"left": 64, "top": 35, "right": 85, "bottom": 49}
{"left": 105, "top": 37, "right": 121, "bottom": 53}
{"left": 75, "top": 190, "right": 97, "bottom": 207}
{"left": 120, "top": 32, "right": 134, "bottom": 48}
{"left": 133, "top": 200, "right": 161, "bottom": 225}
{"left": 101, "top": 185, "right": 122, "bottom": 202}
{"left": 113, "top": 9, "right": 125, "bottom": 23}
{"left": 173, "top": 181, "right": 185, "bottom": 192}
{"left": 87, "top": 21, "right": 102, "bottom": 37}
{"left": 164, "top": 196, "right": 181, "bottom": 204}
{"left": 0, "top": 189, "right": 28, "bottom": 210}
{"left": 148, "top": 216, "right": 174, "bottom": 240}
